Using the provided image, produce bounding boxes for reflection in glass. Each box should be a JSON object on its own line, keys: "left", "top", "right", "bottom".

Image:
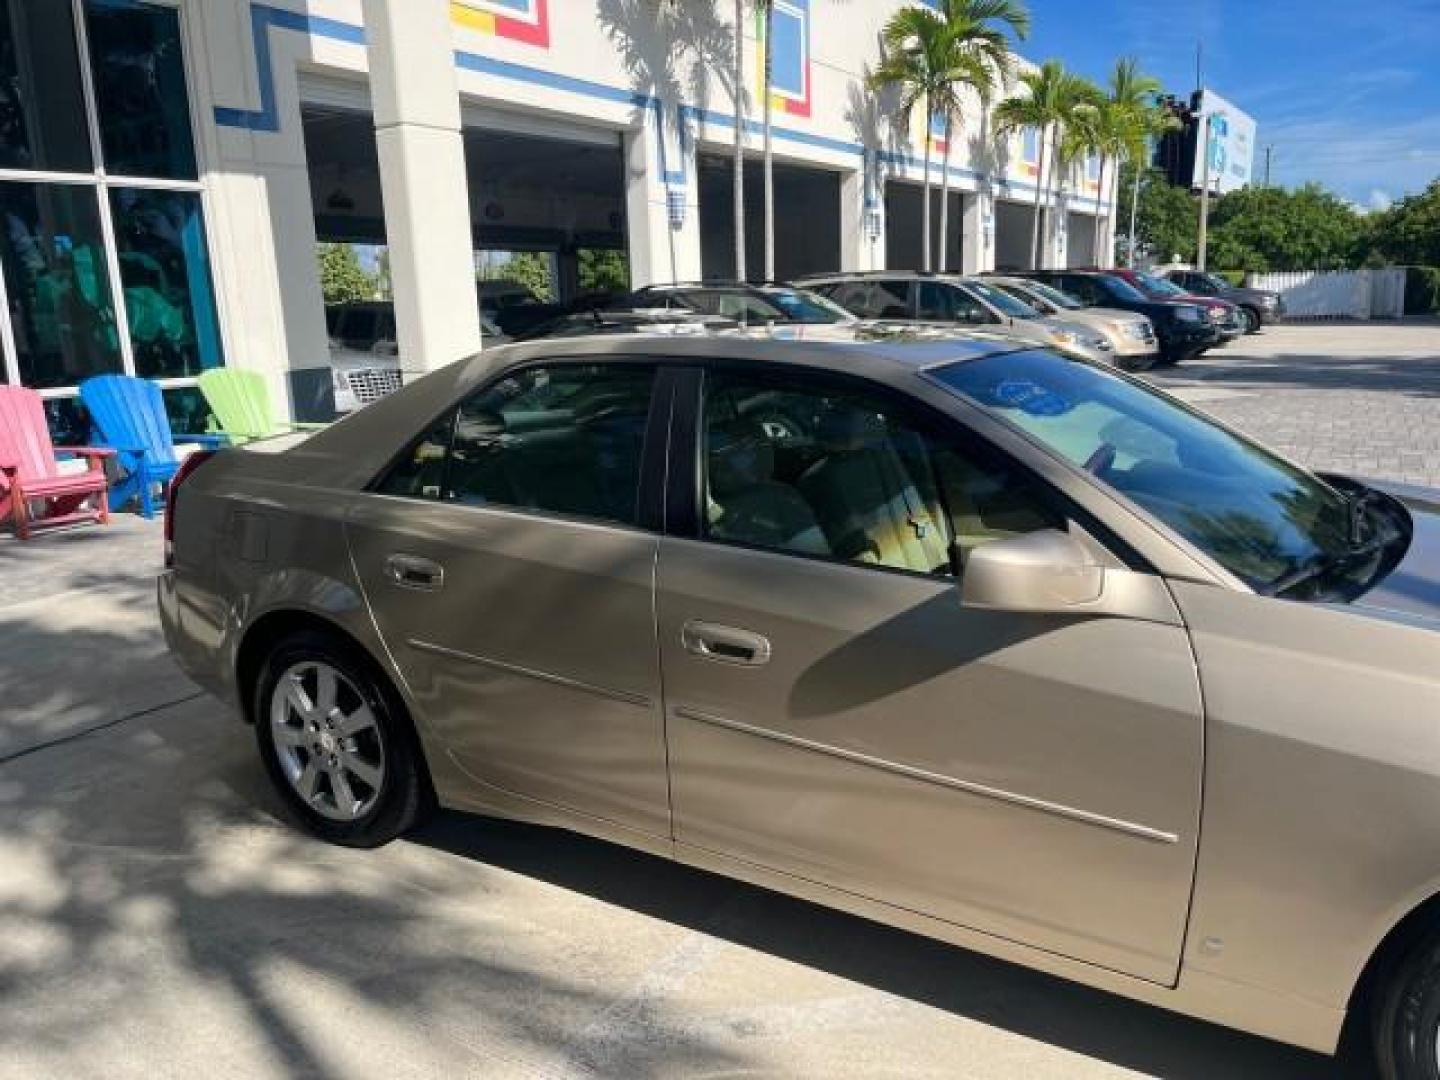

{"left": 162, "top": 383, "right": 209, "bottom": 436}
{"left": 0, "top": 181, "right": 122, "bottom": 389}
{"left": 0, "top": 0, "right": 92, "bottom": 172}
{"left": 44, "top": 395, "right": 91, "bottom": 447}
{"left": 110, "top": 187, "right": 223, "bottom": 379}
{"left": 85, "top": 0, "right": 197, "bottom": 180}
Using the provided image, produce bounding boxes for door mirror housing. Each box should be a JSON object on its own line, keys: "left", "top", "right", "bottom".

{"left": 961, "top": 530, "right": 1180, "bottom": 625}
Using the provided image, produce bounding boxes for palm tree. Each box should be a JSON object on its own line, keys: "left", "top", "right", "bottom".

{"left": 758, "top": 0, "right": 775, "bottom": 282}
{"left": 930, "top": 0, "right": 1030, "bottom": 272}
{"left": 993, "top": 59, "right": 1096, "bottom": 269}
{"left": 866, "top": 8, "right": 952, "bottom": 271}
{"left": 1074, "top": 58, "right": 1167, "bottom": 267}
{"left": 732, "top": 0, "right": 747, "bottom": 281}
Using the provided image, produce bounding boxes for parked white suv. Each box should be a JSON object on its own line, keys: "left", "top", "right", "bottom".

{"left": 326, "top": 302, "right": 404, "bottom": 414}
{"left": 326, "top": 302, "right": 508, "bottom": 413}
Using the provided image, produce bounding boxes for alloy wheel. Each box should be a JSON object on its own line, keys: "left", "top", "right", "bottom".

{"left": 269, "top": 661, "right": 386, "bottom": 822}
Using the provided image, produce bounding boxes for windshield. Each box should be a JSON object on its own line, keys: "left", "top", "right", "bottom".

{"left": 1096, "top": 275, "right": 1149, "bottom": 303}
{"left": 963, "top": 280, "right": 1039, "bottom": 319}
{"left": 760, "top": 287, "right": 854, "bottom": 323}
{"left": 1018, "top": 280, "right": 1083, "bottom": 310}
{"left": 1135, "top": 272, "right": 1188, "bottom": 297}
{"left": 932, "top": 351, "right": 1401, "bottom": 596}
{"left": 1197, "top": 272, "right": 1232, "bottom": 292}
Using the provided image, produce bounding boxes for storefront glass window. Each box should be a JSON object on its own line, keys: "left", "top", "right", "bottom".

{"left": 84, "top": 0, "right": 198, "bottom": 180}
{"left": 0, "top": 0, "right": 93, "bottom": 172}
{"left": 0, "top": 181, "right": 122, "bottom": 389}
{"left": 110, "top": 187, "right": 222, "bottom": 379}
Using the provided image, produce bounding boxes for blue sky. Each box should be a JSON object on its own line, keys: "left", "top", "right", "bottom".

{"left": 1019, "top": 0, "right": 1440, "bottom": 209}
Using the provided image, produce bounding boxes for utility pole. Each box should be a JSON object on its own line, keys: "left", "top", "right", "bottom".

{"left": 1197, "top": 112, "right": 1213, "bottom": 270}
{"left": 1263, "top": 145, "right": 1273, "bottom": 187}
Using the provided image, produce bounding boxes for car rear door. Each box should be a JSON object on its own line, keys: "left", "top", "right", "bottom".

{"left": 346, "top": 359, "right": 673, "bottom": 840}
{"left": 654, "top": 362, "right": 1204, "bottom": 985}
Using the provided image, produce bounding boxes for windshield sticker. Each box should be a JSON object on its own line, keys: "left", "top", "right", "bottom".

{"left": 995, "top": 379, "right": 1074, "bottom": 416}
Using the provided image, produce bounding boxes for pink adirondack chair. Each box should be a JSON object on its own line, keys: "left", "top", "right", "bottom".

{"left": 0, "top": 386, "right": 113, "bottom": 540}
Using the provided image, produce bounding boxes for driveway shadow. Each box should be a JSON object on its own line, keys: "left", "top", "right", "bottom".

{"left": 1153, "top": 351, "right": 1440, "bottom": 399}
{"left": 415, "top": 811, "right": 1374, "bottom": 1079}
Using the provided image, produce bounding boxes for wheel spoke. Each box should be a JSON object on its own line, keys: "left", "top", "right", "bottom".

{"left": 284, "top": 676, "right": 314, "bottom": 720}
{"left": 273, "top": 724, "right": 308, "bottom": 748}
{"left": 339, "top": 751, "right": 382, "bottom": 792}
{"left": 330, "top": 766, "right": 359, "bottom": 817}
{"left": 334, "top": 704, "right": 377, "bottom": 739}
{"left": 313, "top": 665, "right": 338, "bottom": 719}
{"left": 296, "top": 757, "right": 321, "bottom": 801}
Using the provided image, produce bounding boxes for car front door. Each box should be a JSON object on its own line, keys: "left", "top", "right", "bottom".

{"left": 346, "top": 360, "right": 672, "bottom": 839}
{"left": 655, "top": 364, "right": 1204, "bottom": 984}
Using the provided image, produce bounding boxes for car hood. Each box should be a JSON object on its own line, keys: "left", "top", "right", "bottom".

{"left": 1348, "top": 480, "right": 1440, "bottom": 625}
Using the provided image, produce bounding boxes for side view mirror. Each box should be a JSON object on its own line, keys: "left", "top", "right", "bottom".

{"left": 961, "top": 529, "right": 1180, "bottom": 625}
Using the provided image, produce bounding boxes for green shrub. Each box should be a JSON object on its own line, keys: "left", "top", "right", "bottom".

{"left": 1405, "top": 267, "right": 1440, "bottom": 315}
{"left": 1215, "top": 270, "right": 1247, "bottom": 286}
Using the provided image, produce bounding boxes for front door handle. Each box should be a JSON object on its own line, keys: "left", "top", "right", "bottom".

{"left": 681, "top": 621, "right": 771, "bottom": 667}
{"left": 384, "top": 553, "right": 444, "bottom": 591}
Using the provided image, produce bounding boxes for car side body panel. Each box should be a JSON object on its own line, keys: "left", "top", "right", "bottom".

{"left": 1172, "top": 580, "right": 1440, "bottom": 1015}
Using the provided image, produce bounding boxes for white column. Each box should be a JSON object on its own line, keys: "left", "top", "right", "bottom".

{"left": 624, "top": 104, "right": 700, "bottom": 287}
{"left": 961, "top": 190, "right": 995, "bottom": 275}
{"left": 363, "top": 0, "right": 480, "bottom": 373}
{"left": 840, "top": 163, "right": 883, "bottom": 272}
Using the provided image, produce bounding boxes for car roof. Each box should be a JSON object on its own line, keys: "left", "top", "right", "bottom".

{"left": 276, "top": 327, "right": 1034, "bottom": 488}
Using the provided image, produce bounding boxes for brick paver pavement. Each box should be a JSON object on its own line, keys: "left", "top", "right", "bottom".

{"left": 1148, "top": 319, "right": 1440, "bottom": 487}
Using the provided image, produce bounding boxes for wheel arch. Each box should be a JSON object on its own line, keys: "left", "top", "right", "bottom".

{"left": 236, "top": 609, "right": 375, "bottom": 726}
{"left": 1349, "top": 888, "right": 1440, "bottom": 1020}
{"left": 236, "top": 606, "right": 438, "bottom": 808}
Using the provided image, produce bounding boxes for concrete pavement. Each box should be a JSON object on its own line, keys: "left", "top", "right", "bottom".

{"left": 8, "top": 325, "right": 1432, "bottom": 1078}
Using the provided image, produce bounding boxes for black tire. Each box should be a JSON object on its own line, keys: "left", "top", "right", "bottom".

{"left": 253, "top": 629, "right": 433, "bottom": 847}
{"left": 1242, "top": 307, "right": 1262, "bottom": 334}
{"left": 1117, "top": 354, "right": 1157, "bottom": 373}
{"left": 1373, "top": 929, "right": 1440, "bottom": 1079}
{"left": 1154, "top": 349, "right": 1183, "bottom": 368}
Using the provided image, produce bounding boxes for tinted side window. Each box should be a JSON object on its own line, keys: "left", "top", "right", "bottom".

{"left": 376, "top": 411, "right": 456, "bottom": 500}
{"left": 445, "top": 364, "right": 656, "bottom": 525}
{"left": 825, "top": 280, "right": 910, "bottom": 319}
{"left": 700, "top": 371, "right": 1062, "bottom": 576}
{"left": 1060, "top": 276, "right": 1099, "bottom": 305}
{"left": 919, "top": 283, "right": 990, "bottom": 324}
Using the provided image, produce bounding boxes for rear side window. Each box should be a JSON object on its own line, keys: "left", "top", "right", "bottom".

{"left": 822, "top": 280, "right": 910, "bottom": 319}
{"left": 375, "top": 364, "right": 657, "bottom": 527}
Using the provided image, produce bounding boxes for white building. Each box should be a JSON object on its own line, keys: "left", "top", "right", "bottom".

{"left": 0, "top": 0, "right": 1116, "bottom": 432}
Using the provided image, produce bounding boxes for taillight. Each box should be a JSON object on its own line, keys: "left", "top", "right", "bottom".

{"left": 164, "top": 450, "right": 216, "bottom": 568}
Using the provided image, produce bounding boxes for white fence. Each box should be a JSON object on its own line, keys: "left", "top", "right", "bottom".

{"left": 1245, "top": 268, "right": 1408, "bottom": 320}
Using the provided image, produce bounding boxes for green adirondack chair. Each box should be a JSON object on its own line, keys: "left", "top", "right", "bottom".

{"left": 198, "top": 369, "right": 326, "bottom": 443}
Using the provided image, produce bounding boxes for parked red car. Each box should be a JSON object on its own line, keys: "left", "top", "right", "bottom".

{"left": 1086, "top": 268, "right": 1245, "bottom": 342}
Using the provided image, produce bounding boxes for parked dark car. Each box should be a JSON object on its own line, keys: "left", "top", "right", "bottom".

{"left": 1161, "top": 269, "right": 1285, "bottom": 333}
{"left": 1099, "top": 268, "right": 1244, "bottom": 342}
{"left": 1015, "top": 270, "right": 1221, "bottom": 366}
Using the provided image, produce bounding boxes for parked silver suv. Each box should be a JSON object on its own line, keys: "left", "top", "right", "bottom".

{"left": 800, "top": 272, "right": 1115, "bottom": 364}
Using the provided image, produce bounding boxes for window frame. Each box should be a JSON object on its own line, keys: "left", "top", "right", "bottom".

{"left": 668, "top": 358, "right": 1116, "bottom": 582}
{"left": 0, "top": 0, "right": 224, "bottom": 418}
{"left": 367, "top": 356, "right": 675, "bottom": 535}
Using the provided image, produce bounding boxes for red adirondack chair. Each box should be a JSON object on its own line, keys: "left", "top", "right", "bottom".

{"left": 0, "top": 385, "right": 113, "bottom": 540}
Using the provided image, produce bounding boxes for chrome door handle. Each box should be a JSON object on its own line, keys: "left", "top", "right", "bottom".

{"left": 681, "top": 621, "right": 771, "bottom": 667}
{"left": 384, "top": 553, "right": 444, "bottom": 591}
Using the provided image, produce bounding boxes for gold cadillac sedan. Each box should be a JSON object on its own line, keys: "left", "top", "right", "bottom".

{"left": 160, "top": 329, "right": 1440, "bottom": 1078}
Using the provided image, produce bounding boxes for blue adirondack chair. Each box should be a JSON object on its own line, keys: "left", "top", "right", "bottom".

{"left": 79, "top": 375, "right": 225, "bottom": 518}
